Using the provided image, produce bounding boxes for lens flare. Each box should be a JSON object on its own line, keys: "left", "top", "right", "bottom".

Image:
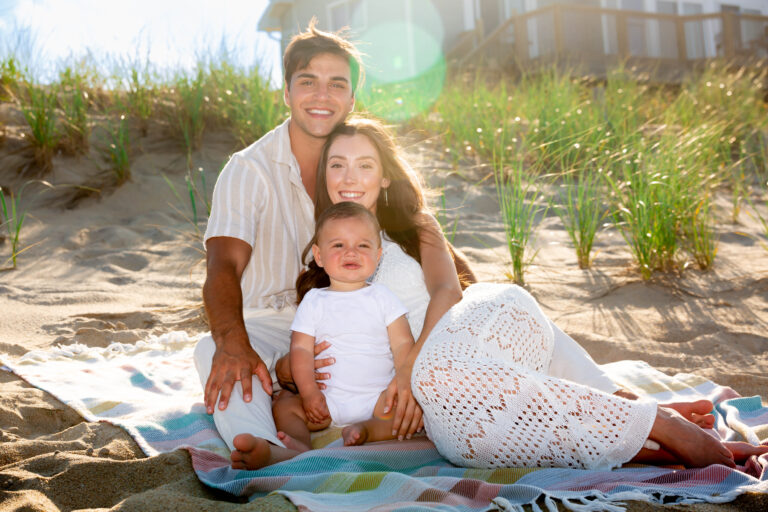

{"left": 356, "top": 9, "right": 446, "bottom": 122}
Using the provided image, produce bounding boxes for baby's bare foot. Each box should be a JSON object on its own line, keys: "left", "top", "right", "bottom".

{"left": 276, "top": 431, "right": 311, "bottom": 453}
{"left": 342, "top": 424, "right": 369, "bottom": 446}
{"left": 231, "top": 434, "right": 272, "bottom": 470}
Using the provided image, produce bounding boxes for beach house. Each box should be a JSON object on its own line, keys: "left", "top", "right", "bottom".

{"left": 259, "top": 0, "right": 768, "bottom": 78}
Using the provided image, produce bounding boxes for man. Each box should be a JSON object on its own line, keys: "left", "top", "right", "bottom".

{"left": 193, "top": 21, "right": 361, "bottom": 470}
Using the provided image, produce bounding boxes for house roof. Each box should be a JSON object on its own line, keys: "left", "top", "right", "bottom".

{"left": 258, "top": 0, "right": 293, "bottom": 32}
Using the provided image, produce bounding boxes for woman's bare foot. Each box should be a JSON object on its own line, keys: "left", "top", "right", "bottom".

{"left": 662, "top": 399, "right": 716, "bottom": 429}
{"left": 724, "top": 442, "right": 768, "bottom": 463}
{"left": 277, "top": 431, "right": 311, "bottom": 453}
{"left": 651, "top": 406, "right": 735, "bottom": 468}
{"left": 342, "top": 423, "right": 369, "bottom": 446}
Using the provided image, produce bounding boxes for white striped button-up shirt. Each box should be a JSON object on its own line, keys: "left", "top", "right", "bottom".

{"left": 204, "top": 118, "right": 314, "bottom": 312}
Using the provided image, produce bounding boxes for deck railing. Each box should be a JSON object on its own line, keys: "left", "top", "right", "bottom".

{"left": 450, "top": 4, "right": 768, "bottom": 78}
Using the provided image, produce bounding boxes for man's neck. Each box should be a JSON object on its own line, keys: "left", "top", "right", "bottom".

{"left": 288, "top": 120, "right": 326, "bottom": 202}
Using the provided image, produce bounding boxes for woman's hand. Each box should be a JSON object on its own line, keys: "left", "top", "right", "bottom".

{"left": 276, "top": 340, "right": 335, "bottom": 392}
{"left": 384, "top": 362, "right": 423, "bottom": 440}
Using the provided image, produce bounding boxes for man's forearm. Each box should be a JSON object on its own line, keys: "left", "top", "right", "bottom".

{"left": 203, "top": 264, "right": 249, "bottom": 349}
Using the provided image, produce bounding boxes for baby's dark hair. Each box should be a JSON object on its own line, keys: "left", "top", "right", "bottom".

{"left": 295, "top": 202, "right": 381, "bottom": 303}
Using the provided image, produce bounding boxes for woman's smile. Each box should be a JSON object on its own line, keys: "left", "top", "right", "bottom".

{"left": 326, "top": 134, "right": 389, "bottom": 212}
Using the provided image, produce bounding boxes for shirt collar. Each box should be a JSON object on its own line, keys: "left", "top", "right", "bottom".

{"left": 272, "top": 117, "right": 294, "bottom": 162}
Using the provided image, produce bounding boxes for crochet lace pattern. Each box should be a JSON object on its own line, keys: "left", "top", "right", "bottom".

{"left": 412, "top": 283, "right": 656, "bottom": 470}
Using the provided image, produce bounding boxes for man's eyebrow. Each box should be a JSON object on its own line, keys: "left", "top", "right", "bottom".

{"left": 294, "top": 72, "right": 349, "bottom": 84}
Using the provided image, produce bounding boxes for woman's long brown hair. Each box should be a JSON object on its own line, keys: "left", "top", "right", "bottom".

{"left": 295, "top": 201, "right": 381, "bottom": 303}
{"left": 314, "top": 117, "right": 428, "bottom": 265}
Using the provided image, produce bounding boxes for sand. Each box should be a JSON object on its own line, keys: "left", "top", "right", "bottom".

{"left": 1, "top": 106, "right": 767, "bottom": 511}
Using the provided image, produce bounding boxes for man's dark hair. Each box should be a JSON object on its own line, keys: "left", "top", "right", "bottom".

{"left": 283, "top": 17, "right": 364, "bottom": 94}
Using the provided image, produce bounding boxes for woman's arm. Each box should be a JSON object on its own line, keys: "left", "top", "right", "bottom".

{"left": 386, "top": 315, "right": 421, "bottom": 439}
{"left": 384, "top": 213, "right": 463, "bottom": 437}
{"left": 413, "top": 213, "right": 463, "bottom": 346}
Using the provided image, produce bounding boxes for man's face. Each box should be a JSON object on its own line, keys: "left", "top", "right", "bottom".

{"left": 284, "top": 52, "right": 355, "bottom": 140}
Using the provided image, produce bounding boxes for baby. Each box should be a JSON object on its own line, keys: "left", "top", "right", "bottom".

{"left": 272, "top": 201, "right": 415, "bottom": 452}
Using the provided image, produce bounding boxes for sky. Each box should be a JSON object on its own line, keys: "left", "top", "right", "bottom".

{"left": 0, "top": 0, "right": 282, "bottom": 84}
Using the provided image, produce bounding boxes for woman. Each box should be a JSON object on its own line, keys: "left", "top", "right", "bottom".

{"left": 280, "top": 117, "right": 764, "bottom": 470}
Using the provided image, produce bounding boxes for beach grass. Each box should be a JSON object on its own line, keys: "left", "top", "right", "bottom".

{"left": 162, "top": 165, "right": 217, "bottom": 237}
{"left": 19, "top": 79, "right": 59, "bottom": 175}
{"left": 551, "top": 164, "right": 604, "bottom": 269}
{"left": 205, "top": 59, "right": 286, "bottom": 146}
{"left": 0, "top": 56, "right": 21, "bottom": 101}
{"left": 412, "top": 62, "right": 766, "bottom": 278}
{"left": 105, "top": 113, "right": 130, "bottom": 184}
{"left": 168, "top": 68, "right": 207, "bottom": 164}
{"left": 57, "top": 64, "right": 91, "bottom": 156}
{"left": 125, "top": 64, "right": 156, "bottom": 137}
{"left": 0, "top": 42, "right": 765, "bottom": 279}
{"left": 493, "top": 143, "right": 546, "bottom": 286}
{"left": 0, "top": 185, "right": 25, "bottom": 270}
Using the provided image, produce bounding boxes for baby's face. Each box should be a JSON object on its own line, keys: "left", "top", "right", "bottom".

{"left": 312, "top": 216, "right": 381, "bottom": 286}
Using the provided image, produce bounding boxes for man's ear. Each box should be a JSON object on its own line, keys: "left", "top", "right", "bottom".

{"left": 311, "top": 244, "right": 323, "bottom": 267}
{"left": 283, "top": 82, "right": 290, "bottom": 107}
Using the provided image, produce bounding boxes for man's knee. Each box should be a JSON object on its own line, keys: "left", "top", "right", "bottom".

{"left": 193, "top": 334, "right": 216, "bottom": 381}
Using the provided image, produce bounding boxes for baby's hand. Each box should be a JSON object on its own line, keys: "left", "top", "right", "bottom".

{"left": 303, "top": 392, "right": 330, "bottom": 424}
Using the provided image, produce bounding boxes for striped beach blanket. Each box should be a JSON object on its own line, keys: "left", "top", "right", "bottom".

{"left": 3, "top": 331, "right": 767, "bottom": 511}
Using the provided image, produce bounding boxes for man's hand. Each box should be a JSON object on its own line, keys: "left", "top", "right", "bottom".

{"left": 383, "top": 364, "right": 423, "bottom": 440}
{"left": 275, "top": 340, "right": 336, "bottom": 392}
{"left": 302, "top": 390, "right": 330, "bottom": 424}
{"left": 204, "top": 342, "right": 272, "bottom": 414}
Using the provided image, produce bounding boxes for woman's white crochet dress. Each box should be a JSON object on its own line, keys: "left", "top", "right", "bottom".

{"left": 371, "top": 238, "right": 657, "bottom": 470}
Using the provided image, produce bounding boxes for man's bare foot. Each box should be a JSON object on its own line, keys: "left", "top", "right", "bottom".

{"left": 230, "top": 434, "right": 304, "bottom": 470}
{"left": 663, "top": 399, "right": 716, "bottom": 429}
{"left": 276, "top": 431, "right": 311, "bottom": 453}
{"left": 231, "top": 434, "right": 272, "bottom": 470}
{"left": 651, "top": 406, "right": 735, "bottom": 468}
{"left": 724, "top": 442, "right": 768, "bottom": 463}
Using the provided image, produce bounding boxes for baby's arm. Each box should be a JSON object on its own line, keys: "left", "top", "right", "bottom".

{"left": 290, "top": 331, "right": 330, "bottom": 424}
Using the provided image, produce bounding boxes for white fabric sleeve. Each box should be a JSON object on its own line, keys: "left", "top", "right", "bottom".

{"left": 373, "top": 284, "right": 410, "bottom": 326}
{"left": 547, "top": 321, "right": 619, "bottom": 394}
{"left": 290, "top": 290, "right": 318, "bottom": 337}
{"left": 203, "top": 154, "right": 263, "bottom": 247}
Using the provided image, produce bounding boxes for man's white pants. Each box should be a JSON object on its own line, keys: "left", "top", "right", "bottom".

{"left": 193, "top": 307, "right": 295, "bottom": 450}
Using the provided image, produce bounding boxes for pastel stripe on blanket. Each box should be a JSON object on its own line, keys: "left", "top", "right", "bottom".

{"left": 3, "top": 333, "right": 768, "bottom": 512}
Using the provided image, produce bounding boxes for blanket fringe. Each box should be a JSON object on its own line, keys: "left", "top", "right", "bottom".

{"left": 492, "top": 489, "right": 658, "bottom": 512}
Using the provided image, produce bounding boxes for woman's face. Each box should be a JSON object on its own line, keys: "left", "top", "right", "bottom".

{"left": 325, "top": 134, "right": 390, "bottom": 213}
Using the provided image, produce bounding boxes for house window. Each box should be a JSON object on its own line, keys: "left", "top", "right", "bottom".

{"left": 327, "top": 0, "right": 366, "bottom": 33}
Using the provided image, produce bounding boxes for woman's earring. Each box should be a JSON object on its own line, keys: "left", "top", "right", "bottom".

{"left": 384, "top": 188, "right": 389, "bottom": 206}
